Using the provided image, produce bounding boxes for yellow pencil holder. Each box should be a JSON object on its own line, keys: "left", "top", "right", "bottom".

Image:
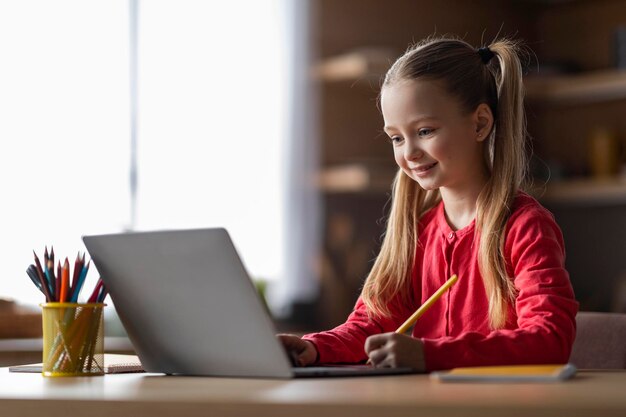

{"left": 40, "top": 303, "right": 106, "bottom": 377}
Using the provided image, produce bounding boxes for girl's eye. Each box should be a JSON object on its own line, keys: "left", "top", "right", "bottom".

{"left": 418, "top": 128, "right": 435, "bottom": 137}
{"left": 389, "top": 136, "right": 403, "bottom": 144}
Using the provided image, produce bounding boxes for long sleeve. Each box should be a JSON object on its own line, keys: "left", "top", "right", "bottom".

{"left": 302, "top": 295, "right": 414, "bottom": 364}
{"left": 421, "top": 205, "right": 579, "bottom": 371}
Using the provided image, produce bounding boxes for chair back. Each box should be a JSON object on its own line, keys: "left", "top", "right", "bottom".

{"left": 569, "top": 311, "right": 626, "bottom": 369}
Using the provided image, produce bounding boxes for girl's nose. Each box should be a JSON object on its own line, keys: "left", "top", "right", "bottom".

{"left": 404, "top": 140, "right": 423, "bottom": 160}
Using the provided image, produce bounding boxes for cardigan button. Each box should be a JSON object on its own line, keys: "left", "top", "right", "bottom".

{"left": 448, "top": 232, "right": 455, "bottom": 239}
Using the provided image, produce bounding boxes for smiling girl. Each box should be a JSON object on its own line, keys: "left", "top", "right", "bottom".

{"left": 279, "top": 37, "right": 579, "bottom": 372}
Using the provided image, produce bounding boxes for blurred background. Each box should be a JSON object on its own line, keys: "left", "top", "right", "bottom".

{"left": 1, "top": 0, "right": 625, "bottom": 354}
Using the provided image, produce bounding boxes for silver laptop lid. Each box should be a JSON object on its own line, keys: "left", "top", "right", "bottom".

{"left": 83, "top": 228, "right": 293, "bottom": 378}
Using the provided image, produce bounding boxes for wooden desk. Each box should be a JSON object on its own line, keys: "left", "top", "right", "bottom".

{"left": 1, "top": 369, "right": 625, "bottom": 417}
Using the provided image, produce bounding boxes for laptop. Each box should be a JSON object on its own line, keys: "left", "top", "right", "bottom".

{"left": 83, "top": 228, "right": 419, "bottom": 378}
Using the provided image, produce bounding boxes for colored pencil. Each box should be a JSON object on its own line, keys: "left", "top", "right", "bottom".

{"left": 44, "top": 247, "right": 56, "bottom": 299}
{"left": 70, "top": 252, "right": 82, "bottom": 298}
{"left": 88, "top": 279, "right": 103, "bottom": 303}
{"left": 70, "top": 260, "right": 90, "bottom": 302}
{"left": 366, "top": 274, "right": 459, "bottom": 365}
{"left": 33, "top": 251, "right": 52, "bottom": 301}
{"left": 97, "top": 285, "right": 108, "bottom": 303}
{"left": 46, "top": 259, "right": 56, "bottom": 301}
{"left": 56, "top": 261, "right": 62, "bottom": 302}
{"left": 395, "top": 274, "right": 459, "bottom": 334}
{"left": 26, "top": 265, "right": 44, "bottom": 293}
{"left": 59, "top": 258, "right": 70, "bottom": 302}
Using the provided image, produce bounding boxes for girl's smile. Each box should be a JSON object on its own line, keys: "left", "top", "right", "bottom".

{"left": 410, "top": 161, "right": 438, "bottom": 177}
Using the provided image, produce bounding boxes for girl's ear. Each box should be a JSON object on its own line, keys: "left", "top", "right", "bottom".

{"left": 473, "top": 103, "right": 494, "bottom": 142}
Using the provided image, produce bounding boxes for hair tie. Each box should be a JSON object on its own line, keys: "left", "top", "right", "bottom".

{"left": 477, "top": 46, "right": 495, "bottom": 64}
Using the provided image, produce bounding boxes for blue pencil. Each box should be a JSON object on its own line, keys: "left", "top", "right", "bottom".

{"left": 44, "top": 261, "right": 56, "bottom": 302}
{"left": 70, "top": 260, "right": 90, "bottom": 302}
{"left": 26, "top": 265, "right": 44, "bottom": 293}
{"left": 43, "top": 247, "right": 55, "bottom": 299}
{"left": 97, "top": 284, "right": 108, "bottom": 303}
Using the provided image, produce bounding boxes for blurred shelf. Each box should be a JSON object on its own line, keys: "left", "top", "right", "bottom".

{"left": 312, "top": 48, "right": 395, "bottom": 83}
{"left": 317, "top": 162, "right": 396, "bottom": 194}
{"left": 316, "top": 55, "right": 626, "bottom": 104}
{"left": 315, "top": 56, "right": 626, "bottom": 104}
{"left": 535, "top": 177, "right": 626, "bottom": 206}
{"left": 0, "top": 301, "right": 41, "bottom": 339}
{"left": 525, "top": 70, "right": 626, "bottom": 104}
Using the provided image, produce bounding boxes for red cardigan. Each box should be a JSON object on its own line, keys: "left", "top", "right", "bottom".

{"left": 303, "top": 193, "right": 579, "bottom": 371}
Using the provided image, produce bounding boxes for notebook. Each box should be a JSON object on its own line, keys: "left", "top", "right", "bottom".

{"left": 82, "top": 228, "right": 419, "bottom": 378}
{"left": 9, "top": 354, "right": 144, "bottom": 374}
{"left": 430, "top": 363, "right": 577, "bottom": 383}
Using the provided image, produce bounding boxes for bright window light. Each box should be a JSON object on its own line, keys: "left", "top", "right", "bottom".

{"left": 135, "top": 0, "right": 287, "bottom": 282}
{"left": 0, "top": 0, "right": 288, "bottom": 307}
{"left": 0, "top": 0, "right": 130, "bottom": 306}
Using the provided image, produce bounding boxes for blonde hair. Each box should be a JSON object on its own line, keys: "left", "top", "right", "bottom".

{"left": 361, "top": 37, "right": 528, "bottom": 329}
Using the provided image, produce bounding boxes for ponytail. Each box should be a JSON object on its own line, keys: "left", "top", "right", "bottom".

{"left": 476, "top": 39, "right": 527, "bottom": 328}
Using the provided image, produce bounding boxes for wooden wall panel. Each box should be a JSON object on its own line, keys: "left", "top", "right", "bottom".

{"left": 529, "top": 99, "right": 626, "bottom": 177}
{"left": 320, "top": 80, "right": 391, "bottom": 165}
{"left": 537, "top": 0, "right": 626, "bottom": 71}
{"left": 314, "top": 0, "right": 538, "bottom": 58}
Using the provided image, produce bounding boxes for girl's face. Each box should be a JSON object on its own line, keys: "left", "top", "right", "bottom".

{"left": 381, "top": 79, "right": 491, "bottom": 194}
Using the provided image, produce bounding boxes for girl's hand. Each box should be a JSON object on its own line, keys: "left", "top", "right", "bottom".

{"left": 365, "top": 332, "right": 426, "bottom": 371}
{"left": 276, "top": 334, "right": 318, "bottom": 367}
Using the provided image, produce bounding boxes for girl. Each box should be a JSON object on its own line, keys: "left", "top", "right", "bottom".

{"left": 279, "top": 37, "right": 579, "bottom": 372}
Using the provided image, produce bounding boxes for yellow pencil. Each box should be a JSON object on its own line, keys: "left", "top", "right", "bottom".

{"left": 395, "top": 274, "right": 459, "bottom": 334}
{"left": 366, "top": 274, "right": 459, "bottom": 366}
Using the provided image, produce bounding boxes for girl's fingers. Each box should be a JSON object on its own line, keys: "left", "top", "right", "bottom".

{"left": 367, "top": 347, "right": 387, "bottom": 366}
{"left": 366, "top": 334, "right": 394, "bottom": 366}
{"left": 277, "top": 334, "right": 305, "bottom": 351}
{"left": 277, "top": 334, "right": 318, "bottom": 366}
{"left": 364, "top": 332, "right": 392, "bottom": 354}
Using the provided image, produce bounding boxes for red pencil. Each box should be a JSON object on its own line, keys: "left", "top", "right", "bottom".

{"left": 70, "top": 252, "right": 82, "bottom": 299}
{"left": 88, "top": 279, "right": 104, "bottom": 303}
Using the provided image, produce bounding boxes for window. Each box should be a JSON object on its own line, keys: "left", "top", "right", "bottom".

{"left": 0, "top": 0, "right": 130, "bottom": 305}
{"left": 0, "top": 0, "right": 291, "bottom": 307}
{"left": 135, "top": 0, "right": 287, "bottom": 283}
